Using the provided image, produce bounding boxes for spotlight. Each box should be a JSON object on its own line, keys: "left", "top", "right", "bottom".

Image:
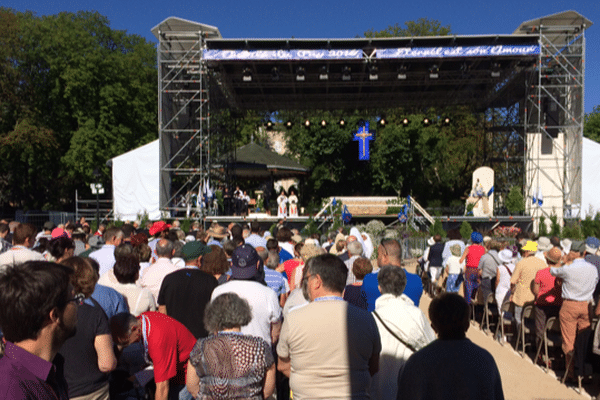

{"left": 296, "top": 66, "right": 306, "bottom": 81}
{"left": 379, "top": 117, "right": 386, "bottom": 127}
{"left": 304, "top": 119, "right": 311, "bottom": 128}
{"left": 491, "top": 62, "right": 501, "bottom": 78}
{"left": 271, "top": 67, "right": 280, "bottom": 82}
{"left": 319, "top": 66, "right": 329, "bottom": 80}
{"left": 401, "top": 118, "right": 410, "bottom": 127}
{"left": 422, "top": 118, "right": 431, "bottom": 126}
{"left": 242, "top": 67, "right": 252, "bottom": 82}
{"left": 429, "top": 65, "right": 439, "bottom": 79}
{"left": 266, "top": 121, "right": 273, "bottom": 130}
{"left": 369, "top": 64, "right": 378, "bottom": 81}
{"left": 338, "top": 118, "right": 346, "bottom": 127}
{"left": 341, "top": 66, "right": 351, "bottom": 81}
{"left": 285, "top": 120, "right": 293, "bottom": 129}
{"left": 442, "top": 117, "right": 451, "bottom": 126}
{"left": 397, "top": 65, "right": 407, "bottom": 80}
{"left": 320, "top": 119, "right": 327, "bottom": 128}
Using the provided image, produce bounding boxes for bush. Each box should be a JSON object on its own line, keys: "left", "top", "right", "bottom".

{"left": 505, "top": 186, "right": 525, "bottom": 214}
{"left": 460, "top": 221, "right": 473, "bottom": 240}
{"left": 429, "top": 219, "right": 446, "bottom": 237}
{"left": 539, "top": 216, "right": 548, "bottom": 237}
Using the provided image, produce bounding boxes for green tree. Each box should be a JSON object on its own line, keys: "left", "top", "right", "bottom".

{"left": 429, "top": 219, "right": 446, "bottom": 237}
{"left": 0, "top": 10, "right": 158, "bottom": 209}
{"left": 364, "top": 17, "right": 452, "bottom": 38}
{"left": 459, "top": 221, "right": 473, "bottom": 240}
{"left": 584, "top": 105, "right": 600, "bottom": 143}
{"left": 505, "top": 186, "right": 525, "bottom": 214}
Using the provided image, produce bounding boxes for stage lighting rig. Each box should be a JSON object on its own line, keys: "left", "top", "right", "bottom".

{"left": 285, "top": 120, "right": 293, "bottom": 129}
{"left": 422, "top": 118, "right": 431, "bottom": 126}
{"left": 338, "top": 118, "right": 346, "bottom": 127}
{"left": 304, "top": 119, "right": 311, "bottom": 128}
{"left": 401, "top": 118, "right": 410, "bottom": 127}
{"left": 320, "top": 119, "right": 327, "bottom": 128}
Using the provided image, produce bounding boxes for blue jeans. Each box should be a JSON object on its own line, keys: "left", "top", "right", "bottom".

{"left": 169, "top": 384, "right": 193, "bottom": 400}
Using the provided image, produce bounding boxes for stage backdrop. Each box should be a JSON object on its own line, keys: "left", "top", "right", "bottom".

{"left": 111, "top": 140, "right": 161, "bottom": 221}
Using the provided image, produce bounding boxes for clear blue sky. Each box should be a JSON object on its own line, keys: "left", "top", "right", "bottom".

{"left": 6, "top": 0, "right": 599, "bottom": 114}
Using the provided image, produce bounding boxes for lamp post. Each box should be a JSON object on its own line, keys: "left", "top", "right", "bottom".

{"left": 91, "top": 168, "right": 104, "bottom": 230}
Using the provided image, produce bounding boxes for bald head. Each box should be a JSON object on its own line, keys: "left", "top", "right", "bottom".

{"left": 156, "top": 239, "right": 174, "bottom": 258}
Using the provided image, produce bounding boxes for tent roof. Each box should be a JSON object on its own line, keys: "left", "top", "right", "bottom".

{"left": 221, "top": 142, "right": 309, "bottom": 179}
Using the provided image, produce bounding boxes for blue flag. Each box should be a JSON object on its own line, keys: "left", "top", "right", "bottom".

{"left": 342, "top": 205, "right": 352, "bottom": 223}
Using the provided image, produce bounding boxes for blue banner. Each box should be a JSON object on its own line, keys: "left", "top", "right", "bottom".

{"left": 377, "top": 45, "right": 540, "bottom": 59}
{"left": 203, "top": 49, "right": 362, "bottom": 61}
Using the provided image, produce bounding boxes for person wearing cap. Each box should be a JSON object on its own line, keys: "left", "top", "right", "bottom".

{"left": 148, "top": 221, "right": 172, "bottom": 260}
{"left": 210, "top": 244, "right": 282, "bottom": 345}
{"left": 535, "top": 237, "right": 552, "bottom": 264}
{"left": 157, "top": 241, "right": 218, "bottom": 339}
{"left": 510, "top": 240, "right": 547, "bottom": 327}
{"left": 533, "top": 247, "right": 563, "bottom": 357}
{"left": 459, "top": 232, "right": 486, "bottom": 304}
{"left": 423, "top": 235, "right": 445, "bottom": 296}
{"left": 550, "top": 240, "right": 599, "bottom": 378}
{"left": 206, "top": 223, "right": 229, "bottom": 247}
{"left": 0, "top": 223, "right": 45, "bottom": 271}
{"left": 89, "top": 227, "right": 124, "bottom": 277}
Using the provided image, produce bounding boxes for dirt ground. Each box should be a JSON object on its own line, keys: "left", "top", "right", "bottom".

{"left": 403, "top": 259, "right": 597, "bottom": 400}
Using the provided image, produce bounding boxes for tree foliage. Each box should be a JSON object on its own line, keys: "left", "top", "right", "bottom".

{"left": 0, "top": 8, "right": 157, "bottom": 210}
{"left": 505, "top": 186, "right": 525, "bottom": 214}
{"left": 364, "top": 17, "right": 451, "bottom": 38}
{"left": 584, "top": 105, "right": 600, "bottom": 143}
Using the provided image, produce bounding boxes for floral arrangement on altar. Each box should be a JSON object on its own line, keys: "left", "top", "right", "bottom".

{"left": 492, "top": 226, "right": 521, "bottom": 238}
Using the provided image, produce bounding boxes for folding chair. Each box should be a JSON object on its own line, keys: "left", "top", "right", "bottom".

{"left": 495, "top": 300, "right": 514, "bottom": 345}
{"left": 515, "top": 302, "right": 536, "bottom": 357}
{"left": 481, "top": 293, "right": 498, "bottom": 333}
{"left": 470, "top": 288, "right": 484, "bottom": 325}
{"left": 534, "top": 316, "right": 561, "bottom": 372}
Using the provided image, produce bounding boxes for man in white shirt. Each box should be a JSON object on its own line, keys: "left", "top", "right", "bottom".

{"left": 211, "top": 244, "right": 281, "bottom": 345}
{"left": 90, "top": 227, "right": 124, "bottom": 277}
{"left": 0, "top": 223, "right": 45, "bottom": 271}
{"left": 140, "top": 239, "right": 178, "bottom": 302}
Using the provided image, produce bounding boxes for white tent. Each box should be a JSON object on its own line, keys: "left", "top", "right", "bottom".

{"left": 582, "top": 137, "right": 600, "bottom": 217}
{"left": 111, "top": 140, "right": 161, "bottom": 221}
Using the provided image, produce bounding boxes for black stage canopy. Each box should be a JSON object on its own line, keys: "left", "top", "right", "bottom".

{"left": 203, "top": 34, "right": 540, "bottom": 111}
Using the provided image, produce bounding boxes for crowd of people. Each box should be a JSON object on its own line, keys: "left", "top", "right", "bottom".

{"left": 420, "top": 229, "right": 600, "bottom": 384}
{"left": 1, "top": 218, "right": 509, "bottom": 400}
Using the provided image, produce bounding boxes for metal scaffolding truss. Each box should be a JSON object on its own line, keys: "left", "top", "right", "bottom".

{"left": 520, "top": 11, "right": 591, "bottom": 222}
{"left": 151, "top": 11, "right": 591, "bottom": 219}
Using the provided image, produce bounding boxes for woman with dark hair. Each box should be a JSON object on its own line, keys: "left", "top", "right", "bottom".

{"left": 59, "top": 256, "right": 117, "bottom": 400}
{"left": 200, "top": 244, "right": 230, "bottom": 284}
{"left": 49, "top": 236, "right": 76, "bottom": 263}
{"left": 186, "top": 293, "right": 276, "bottom": 399}
{"left": 110, "top": 253, "right": 156, "bottom": 316}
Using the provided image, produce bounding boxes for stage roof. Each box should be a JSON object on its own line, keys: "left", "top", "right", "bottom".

{"left": 153, "top": 11, "right": 591, "bottom": 111}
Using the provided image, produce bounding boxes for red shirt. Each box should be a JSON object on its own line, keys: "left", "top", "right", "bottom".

{"left": 282, "top": 259, "right": 302, "bottom": 285}
{"left": 534, "top": 267, "right": 562, "bottom": 306}
{"left": 141, "top": 311, "right": 197, "bottom": 384}
{"left": 466, "top": 244, "right": 486, "bottom": 268}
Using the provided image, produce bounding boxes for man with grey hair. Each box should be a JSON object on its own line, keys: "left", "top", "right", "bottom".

{"left": 370, "top": 265, "right": 435, "bottom": 399}
{"left": 140, "top": 239, "right": 178, "bottom": 302}
{"left": 277, "top": 254, "right": 381, "bottom": 400}
{"left": 90, "top": 226, "right": 124, "bottom": 277}
{"left": 345, "top": 240, "right": 364, "bottom": 285}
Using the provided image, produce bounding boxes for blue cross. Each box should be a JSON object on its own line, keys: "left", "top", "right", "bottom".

{"left": 353, "top": 122, "right": 374, "bottom": 160}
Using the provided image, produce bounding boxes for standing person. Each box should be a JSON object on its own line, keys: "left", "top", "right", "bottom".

{"left": 495, "top": 248, "right": 517, "bottom": 314}
{"left": 423, "top": 234, "right": 444, "bottom": 295}
{"left": 0, "top": 222, "right": 45, "bottom": 271}
{"left": 210, "top": 244, "right": 282, "bottom": 346}
{"left": 533, "top": 247, "right": 563, "bottom": 361}
{"left": 0, "top": 261, "right": 76, "bottom": 400}
{"left": 158, "top": 241, "right": 218, "bottom": 339}
{"left": 396, "top": 293, "right": 504, "bottom": 400}
{"left": 58, "top": 257, "right": 117, "bottom": 400}
{"left": 444, "top": 244, "right": 465, "bottom": 293}
{"left": 277, "top": 190, "right": 288, "bottom": 218}
{"left": 277, "top": 254, "right": 381, "bottom": 400}
{"left": 110, "top": 312, "right": 196, "bottom": 400}
{"left": 370, "top": 265, "right": 436, "bottom": 400}
{"left": 550, "top": 240, "right": 599, "bottom": 379}
{"left": 233, "top": 186, "right": 243, "bottom": 216}
{"left": 186, "top": 293, "right": 276, "bottom": 399}
{"left": 140, "top": 239, "right": 178, "bottom": 302}
{"left": 89, "top": 227, "right": 124, "bottom": 277}
{"left": 343, "top": 257, "right": 371, "bottom": 310}
{"left": 510, "top": 241, "right": 547, "bottom": 326}
{"left": 478, "top": 240, "right": 503, "bottom": 302}
{"left": 362, "top": 238, "right": 423, "bottom": 311}
{"left": 459, "top": 232, "right": 486, "bottom": 304}
{"left": 442, "top": 229, "right": 465, "bottom": 266}
{"left": 288, "top": 190, "right": 299, "bottom": 217}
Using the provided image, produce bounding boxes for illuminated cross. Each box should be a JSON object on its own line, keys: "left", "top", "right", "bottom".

{"left": 353, "top": 121, "right": 374, "bottom": 160}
